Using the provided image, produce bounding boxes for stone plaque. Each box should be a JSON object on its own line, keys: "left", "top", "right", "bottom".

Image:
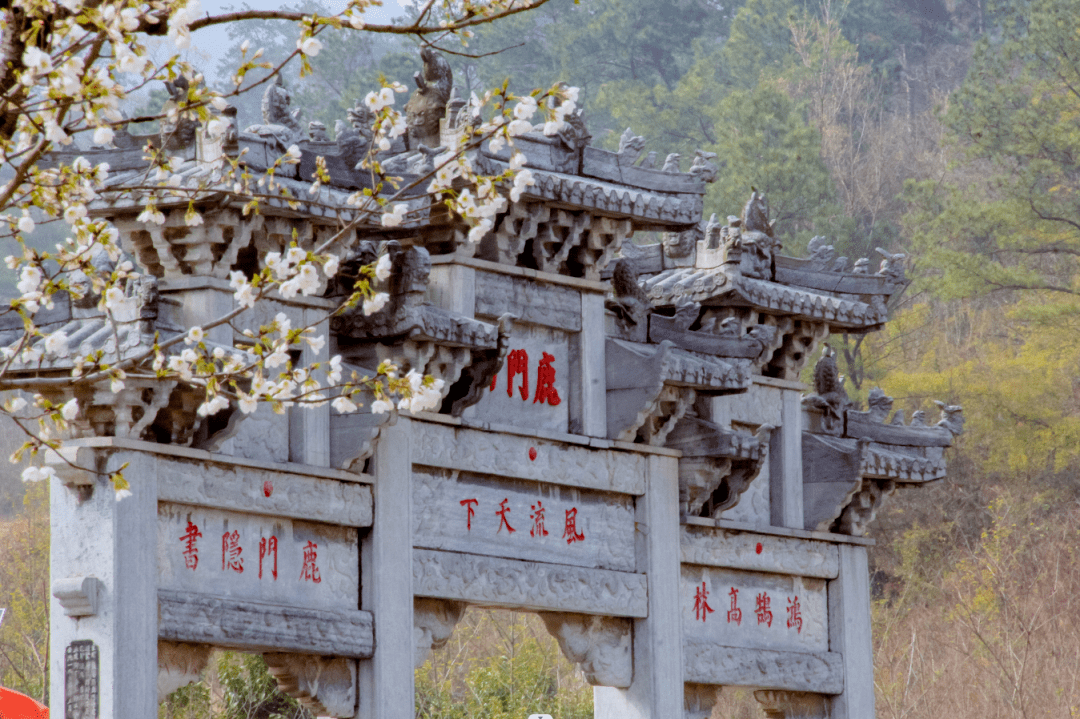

{"left": 65, "top": 640, "right": 98, "bottom": 719}
{"left": 413, "top": 468, "right": 636, "bottom": 572}
{"left": 681, "top": 566, "right": 828, "bottom": 653}
{"left": 157, "top": 503, "right": 359, "bottom": 610}
{"left": 463, "top": 322, "right": 570, "bottom": 433}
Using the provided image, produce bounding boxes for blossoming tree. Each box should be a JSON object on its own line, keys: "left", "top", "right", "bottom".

{"left": 0, "top": 0, "right": 579, "bottom": 497}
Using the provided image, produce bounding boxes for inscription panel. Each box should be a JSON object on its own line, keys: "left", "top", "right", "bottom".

{"left": 413, "top": 422, "right": 646, "bottom": 495}
{"left": 681, "top": 565, "right": 828, "bottom": 654}
{"left": 65, "top": 640, "right": 99, "bottom": 719}
{"left": 157, "top": 503, "right": 358, "bottom": 610}
{"left": 413, "top": 467, "right": 636, "bottom": 572}
{"left": 464, "top": 321, "right": 570, "bottom": 433}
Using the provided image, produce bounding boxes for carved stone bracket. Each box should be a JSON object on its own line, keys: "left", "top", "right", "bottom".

{"left": 538, "top": 613, "right": 632, "bottom": 688}
{"left": 764, "top": 319, "right": 829, "bottom": 381}
{"left": 685, "top": 683, "right": 723, "bottom": 719}
{"left": 754, "top": 690, "right": 829, "bottom": 719}
{"left": 414, "top": 598, "right": 467, "bottom": 669}
{"left": 836, "top": 478, "right": 896, "bottom": 536}
{"left": 490, "top": 202, "right": 632, "bottom": 279}
{"left": 606, "top": 339, "right": 749, "bottom": 445}
{"left": 666, "top": 414, "right": 771, "bottom": 516}
{"left": 263, "top": 653, "right": 358, "bottom": 718}
{"left": 158, "top": 641, "right": 212, "bottom": 699}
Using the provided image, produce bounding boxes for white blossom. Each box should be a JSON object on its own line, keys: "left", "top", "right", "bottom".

{"left": 197, "top": 394, "right": 230, "bottom": 417}
{"left": 61, "top": 398, "right": 79, "bottom": 421}
{"left": 371, "top": 398, "right": 394, "bottom": 414}
{"left": 507, "top": 119, "right": 534, "bottom": 137}
{"left": 375, "top": 253, "right": 393, "bottom": 281}
{"left": 511, "top": 169, "right": 535, "bottom": 202}
{"left": 17, "top": 265, "right": 43, "bottom": 295}
{"left": 468, "top": 218, "right": 493, "bottom": 243}
{"left": 298, "top": 36, "right": 323, "bottom": 56}
{"left": 363, "top": 292, "right": 390, "bottom": 316}
{"left": 93, "top": 125, "right": 115, "bottom": 146}
{"left": 332, "top": 395, "right": 358, "bottom": 413}
{"left": 17, "top": 214, "right": 35, "bottom": 234}
{"left": 186, "top": 326, "right": 204, "bottom": 345}
{"left": 136, "top": 206, "right": 165, "bottom": 225}
{"left": 323, "top": 254, "right": 340, "bottom": 278}
{"left": 237, "top": 392, "right": 258, "bottom": 414}
{"left": 265, "top": 347, "right": 290, "bottom": 369}
{"left": 6, "top": 397, "right": 27, "bottom": 413}
{"left": 380, "top": 204, "right": 408, "bottom": 227}
{"left": 21, "top": 466, "right": 57, "bottom": 483}
{"left": 44, "top": 331, "right": 69, "bottom": 357}
{"left": 114, "top": 488, "right": 133, "bottom": 501}
{"left": 513, "top": 95, "right": 538, "bottom": 121}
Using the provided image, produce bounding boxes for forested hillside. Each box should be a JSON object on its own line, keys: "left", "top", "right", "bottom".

{"left": 4, "top": 0, "right": 1080, "bottom": 715}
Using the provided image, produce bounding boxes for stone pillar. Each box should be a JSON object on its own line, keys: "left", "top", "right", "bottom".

{"left": 290, "top": 306, "right": 331, "bottom": 467}
{"left": 828, "top": 543, "right": 875, "bottom": 719}
{"left": 49, "top": 446, "right": 159, "bottom": 717}
{"left": 572, "top": 290, "right": 607, "bottom": 437}
{"left": 594, "top": 453, "right": 682, "bottom": 719}
{"left": 357, "top": 418, "right": 414, "bottom": 719}
{"left": 770, "top": 388, "right": 803, "bottom": 528}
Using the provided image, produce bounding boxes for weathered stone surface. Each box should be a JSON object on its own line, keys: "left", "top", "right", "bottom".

{"left": 263, "top": 653, "right": 357, "bottom": 718}
{"left": 539, "top": 612, "right": 633, "bottom": 688}
{"left": 681, "top": 566, "right": 828, "bottom": 653}
{"left": 680, "top": 526, "right": 839, "bottom": 579}
{"left": 412, "top": 422, "right": 646, "bottom": 495}
{"left": 682, "top": 641, "right": 843, "bottom": 694}
{"left": 414, "top": 598, "right": 467, "bottom": 669}
{"left": 157, "top": 590, "right": 374, "bottom": 657}
{"left": 413, "top": 468, "right": 637, "bottom": 572}
{"left": 156, "top": 456, "right": 372, "bottom": 527}
{"left": 413, "top": 549, "right": 648, "bottom": 617}
{"left": 53, "top": 576, "right": 101, "bottom": 617}
{"left": 225, "top": 403, "right": 290, "bottom": 464}
{"left": 157, "top": 503, "right": 359, "bottom": 610}
{"left": 474, "top": 270, "right": 582, "bottom": 331}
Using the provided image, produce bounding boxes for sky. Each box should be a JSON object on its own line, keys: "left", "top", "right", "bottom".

{"left": 188, "top": 0, "right": 408, "bottom": 82}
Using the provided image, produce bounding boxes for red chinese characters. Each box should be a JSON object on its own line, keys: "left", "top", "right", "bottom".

{"left": 755, "top": 592, "right": 773, "bottom": 627}
{"left": 787, "top": 596, "right": 803, "bottom": 634}
{"left": 562, "top": 507, "right": 585, "bottom": 544}
{"left": 726, "top": 587, "right": 742, "bottom": 625}
{"left": 460, "top": 498, "right": 478, "bottom": 531}
{"left": 496, "top": 498, "right": 516, "bottom": 534}
{"left": 693, "top": 582, "right": 714, "bottom": 622}
{"left": 490, "top": 348, "right": 560, "bottom": 406}
{"left": 300, "top": 541, "right": 321, "bottom": 583}
{"left": 530, "top": 501, "right": 548, "bottom": 538}
{"left": 259, "top": 536, "right": 278, "bottom": 580}
{"left": 180, "top": 520, "right": 202, "bottom": 571}
{"left": 533, "top": 352, "right": 561, "bottom": 406}
{"left": 221, "top": 530, "right": 243, "bottom": 573}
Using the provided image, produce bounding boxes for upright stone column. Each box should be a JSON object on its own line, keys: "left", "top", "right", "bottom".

{"left": 828, "top": 543, "right": 875, "bottom": 719}
{"left": 357, "top": 418, "right": 414, "bottom": 719}
{"left": 770, "top": 387, "right": 804, "bottom": 528}
{"left": 49, "top": 446, "right": 159, "bottom": 718}
{"left": 594, "top": 453, "right": 682, "bottom": 719}
{"left": 573, "top": 291, "right": 607, "bottom": 437}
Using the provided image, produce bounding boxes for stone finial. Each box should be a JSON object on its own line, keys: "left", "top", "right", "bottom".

{"left": 262, "top": 73, "right": 301, "bottom": 132}
{"left": 661, "top": 152, "right": 681, "bottom": 173}
{"left": 875, "top": 246, "right": 906, "bottom": 281}
{"left": 308, "top": 121, "right": 329, "bottom": 142}
{"left": 935, "top": 400, "right": 965, "bottom": 436}
{"left": 689, "top": 149, "right": 718, "bottom": 183}
{"left": 616, "top": 127, "right": 646, "bottom": 164}
{"left": 404, "top": 47, "right": 452, "bottom": 150}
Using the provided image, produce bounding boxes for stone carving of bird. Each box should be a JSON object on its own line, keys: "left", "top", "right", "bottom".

{"left": 661, "top": 153, "right": 681, "bottom": 173}
{"left": 831, "top": 256, "right": 849, "bottom": 273}
{"left": 605, "top": 259, "right": 651, "bottom": 331}
{"left": 934, "top": 401, "right": 965, "bottom": 436}
{"left": 638, "top": 151, "right": 657, "bottom": 169}
{"left": 814, "top": 344, "right": 841, "bottom": 398}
